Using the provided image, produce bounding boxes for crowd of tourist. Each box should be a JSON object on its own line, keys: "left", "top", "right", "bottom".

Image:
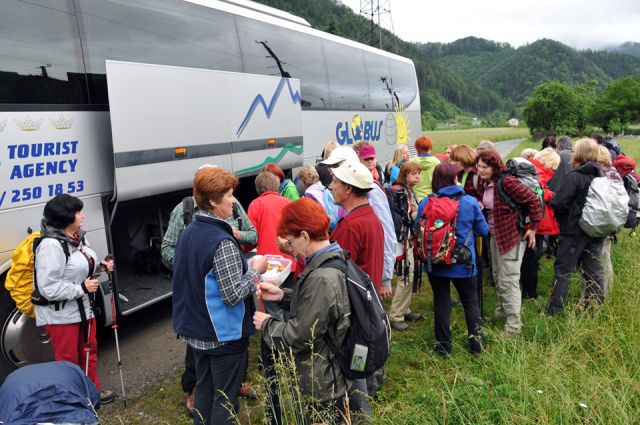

{"left": 16, "top": 132, "right": 636, "bottom": 425}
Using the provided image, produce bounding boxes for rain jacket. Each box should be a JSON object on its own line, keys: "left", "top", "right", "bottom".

{"left": 411, "top": 154, "right": 441, "bottom": 200}
{"left": 279, "top": 178, "right": 300, "bottom": 201}
{"left": 262, "top": 245, "right": 350, "bottom": 402}
{"left": 529, "top": 158, "right": 560, "bottom": 235}
{"left": 34, "top": 222, "right": 97, "bottom": 327}
{"left": 415, "top": 184, "right": 488, "bottom": 278}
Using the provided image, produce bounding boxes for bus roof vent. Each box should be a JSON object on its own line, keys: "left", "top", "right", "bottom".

{"left": 214, "top": 0, "right": 311, "bottom": 27}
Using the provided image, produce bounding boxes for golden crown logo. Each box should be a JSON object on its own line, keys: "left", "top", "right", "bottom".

{"left": 15, "top": 116, "right": 42, "bottom": 131}
{"left": 50, "top": 115, "right": 74, "bottom": 130}
{"left": 0, "top": 119, "right": 7, "bottom": 132}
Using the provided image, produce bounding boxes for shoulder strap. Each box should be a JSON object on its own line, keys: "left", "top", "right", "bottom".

{"left": 461, "top": 171, "right": 469, "bottom": 188}
{"left": 182, "top": 196, "right": 195, "bottom": 227}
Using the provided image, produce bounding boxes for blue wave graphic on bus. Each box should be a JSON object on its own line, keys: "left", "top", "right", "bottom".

{"left": 236, "top": 78, "right": 301, "bottom": 137}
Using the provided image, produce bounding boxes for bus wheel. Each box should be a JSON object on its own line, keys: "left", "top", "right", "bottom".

{"left": 0, "top": 276, "right": 54, "bottom": 383}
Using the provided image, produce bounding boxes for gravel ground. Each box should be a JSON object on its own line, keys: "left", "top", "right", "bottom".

{"left": 96, "top": 299, "right": 184, "bottom": 404}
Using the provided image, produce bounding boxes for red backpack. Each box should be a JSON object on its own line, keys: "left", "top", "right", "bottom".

{"left": 415, "top": 194, "right": 462, "bottom": 272}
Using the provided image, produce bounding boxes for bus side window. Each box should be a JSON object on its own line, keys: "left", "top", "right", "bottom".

{"left": 236, "top": 16, "right": 330, "bottom": 110}
{"left": 75, "top": 0, "right": 243, "bottom": 104}
{"left": 0, "top": 0, "right": 88, "bottom": 104}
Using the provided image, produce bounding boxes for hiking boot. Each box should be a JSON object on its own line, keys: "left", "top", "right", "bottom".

{"left": 404, "top": 312, "right": 422, "bottom": 322}
{"left": 186, "top": 391, "right": 195, "bottom": 416}
{"left": 100, "top": 390, "right": 116, "bottom": 404}
{"left": 390, "top": 320, "right": 409, "bottom": 331}
{"left": 500, "top": 330, "right": 520, "bottom": 339}
{"left": 238, "top": 382, "right": 257, "bottom": 400}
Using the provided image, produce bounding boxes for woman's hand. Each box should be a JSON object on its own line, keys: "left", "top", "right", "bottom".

{"left": 100, "top": 258, "right": 114, "bottom": 273}
{"left": 276, "top": 236, "right": 294, "bottom": 256}
{"left": 257, "top": 281, "right": 284, "bottom": 301}
{"left": 232, "top": 227, "right": 242, "bottom": 240}
{"left": 524, "top": 229, "right": 537, "bottom": 248}
{"left": 251, "top": 255, "right": 268, "bottom": 274}
{"left": 253, "top": 311, "right": 271, "bottom": 330}
{"left": 83, "top": 277, "right": 99, "bottom": 294}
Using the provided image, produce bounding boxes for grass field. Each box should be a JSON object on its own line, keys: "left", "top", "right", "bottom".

{"left": 425, "top": 127, "right": 530, "bottom": 154}
{"left": 100, "top": 136, "right": 640, "bottom": 425}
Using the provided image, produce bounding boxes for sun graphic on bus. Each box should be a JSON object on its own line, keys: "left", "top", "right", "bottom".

{"left": 393, "top": 105, "right": 410, "bottom": 144}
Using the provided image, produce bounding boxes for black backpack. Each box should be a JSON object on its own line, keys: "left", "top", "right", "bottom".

{"left": 385, "top": 185, "right": 411, "bottom": 242}
{"left": 497, "top": 157, "right": 544, "bottom": 229}
{"left": 182, "top": 196, "right": 241, "bottom": 227}
{"left": 622, "top": 174, "right": 640, "bottom": 230}
{"left": 319, "top": 252, "right": 391, "bottom": 380}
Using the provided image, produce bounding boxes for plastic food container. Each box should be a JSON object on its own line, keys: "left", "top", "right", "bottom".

{"left": 248, "top": 254, "right": 292, "bottom": 285}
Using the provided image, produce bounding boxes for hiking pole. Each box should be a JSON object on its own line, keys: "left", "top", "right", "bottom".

{"left": 475, "top": 238, "right": 484, "bottom": 317}
{"left": 84, "top": 313, "right": 91, "bottom": 376}
{"left": 105, "top": 255, "right": 126, "bottom": 407}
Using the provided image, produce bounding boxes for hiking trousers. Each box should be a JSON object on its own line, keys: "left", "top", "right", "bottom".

{"left": 389, "top": 245, "right": 415, "bottom": 322}
{"left": 520, "top": 235, "right": 545, "bottom": 299}
{"left": 428, "top": 274, "right": 483, "bottom": 354}
{"left": 490, "top": 238, "right": 525, "bottom": 333}
{"left": 600, "top": 236, "right": 614, "bottom": 295}
{"left": 45, "top": 317, "right": 100, "bottom": 392}
{"left": 193, "top": 348, "right": 246, "bottom": 425}
{"left": 547, "top": 233, "right": 604, "bottom": 315}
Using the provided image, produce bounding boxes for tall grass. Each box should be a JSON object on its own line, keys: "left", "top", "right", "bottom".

{"left": 373, "top": 136, "right": 640, "bottom": 424}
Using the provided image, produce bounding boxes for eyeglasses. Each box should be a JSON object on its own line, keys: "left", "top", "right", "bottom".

{"left": 362, "top": 157, "right": 375, "bottom": 161}
{"left": 284, "top": 235, "right": 298, "bottom": 249}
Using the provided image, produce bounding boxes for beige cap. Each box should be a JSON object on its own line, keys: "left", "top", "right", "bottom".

{"left": 321, "top": 146, "right": 359, "bottom": 166}
{"left": 332, "top": 159, "right": 374, "bottom": 189}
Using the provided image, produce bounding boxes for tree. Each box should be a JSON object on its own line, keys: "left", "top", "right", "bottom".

{"left": 591, "top": 76, "right": 640, "bottom": 131}
{"left": 522, "top": 81, "right": 585, "bottom": 135}
{"left": 421, "top": 111, "right": 438, "bottom": 130}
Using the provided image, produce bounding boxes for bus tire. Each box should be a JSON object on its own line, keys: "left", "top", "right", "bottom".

{"left": 0, "top": 274, "right": 53, "bottom": 384}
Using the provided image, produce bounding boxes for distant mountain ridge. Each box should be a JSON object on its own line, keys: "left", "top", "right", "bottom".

{"left": 253, "top": 0, "right": 640, "bottom": 119}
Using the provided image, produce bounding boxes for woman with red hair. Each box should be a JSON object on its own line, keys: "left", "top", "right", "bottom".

{"left": 263, "top": 163, "right": 299, "bottom": 201}
{"left": 476, "top": 150, "right": 543, "bottom": 337}
{"left": 411, "top": 136, "right": 441, "bottom": 201}
{"left": 253, "top": 199, "right": 350, "bottom": 421}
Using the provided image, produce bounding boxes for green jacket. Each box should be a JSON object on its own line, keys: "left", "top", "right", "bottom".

{"left": 411, "top": 155, "right": 441, "bottom": 201}
{"left": 262, "top": 249, "right": 350, "bottom": 402}
{"left": 279, "top": 179, "right": 300, "bottom": 201}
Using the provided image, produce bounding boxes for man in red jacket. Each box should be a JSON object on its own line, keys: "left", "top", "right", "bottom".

{"left": 329, "top": 159, "right": 384, "bottom": 291}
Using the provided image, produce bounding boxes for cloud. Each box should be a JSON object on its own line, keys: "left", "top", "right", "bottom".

{"left": 341, "top": 0, "right": 640, "bottom": 49}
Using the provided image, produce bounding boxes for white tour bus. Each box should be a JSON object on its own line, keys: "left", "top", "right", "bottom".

{"left": 0, "top": 0, "right": 421, "bottom": 379}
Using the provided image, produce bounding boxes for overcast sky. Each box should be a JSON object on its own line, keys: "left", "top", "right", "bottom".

{"left": 340, "top": 0, "right": 640, "bottom": 50}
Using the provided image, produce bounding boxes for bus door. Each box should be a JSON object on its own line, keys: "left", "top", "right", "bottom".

{"left": 105, "top": 61, "right": 303, "bottom": 315}
{"left": 105, "top": 60, "right": 303, "bottom": 202}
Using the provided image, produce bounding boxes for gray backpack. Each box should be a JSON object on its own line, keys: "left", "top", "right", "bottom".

{"left": 579, "top": 176, "right": 629, "bottom": 237}
{"left": 497, "top": 157, "right": 544, "bottom": 229}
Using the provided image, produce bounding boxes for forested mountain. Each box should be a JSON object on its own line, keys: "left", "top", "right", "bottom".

{"left": 253, "top": 0, "right": 640, "bottom": 119}
{"left": 606, "top": 42, "right": 640, "bottom": 58}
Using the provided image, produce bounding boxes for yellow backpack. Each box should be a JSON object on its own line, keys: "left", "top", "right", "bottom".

{"left": 5, "top": 232, "right": 42, "bottom": 318}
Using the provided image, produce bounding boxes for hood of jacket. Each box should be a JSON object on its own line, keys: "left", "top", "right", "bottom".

{"left": 436, "top": 184, "right": 465, "bottom": 198}
{"left": 412, "top": 154, "right": 440, "bottom": 171}
{"left": 575, "top": 161, "right": 601, "bottom": 178}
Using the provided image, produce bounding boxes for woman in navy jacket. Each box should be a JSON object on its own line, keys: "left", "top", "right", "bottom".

{"left": 416, "top": 162, "right": 489, "bottom": 357}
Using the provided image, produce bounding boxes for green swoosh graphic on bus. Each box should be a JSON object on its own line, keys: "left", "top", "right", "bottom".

{"left": 235, "top": 143, "right": 303, "bottom": 175}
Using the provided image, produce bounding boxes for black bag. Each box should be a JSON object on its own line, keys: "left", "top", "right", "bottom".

{"left": 622, "top": 174, "right": 640, "bottom": 229}
{"left": 385, "top": 185, "right": 411, "bottom": 242}
{"left": 319, "top": 252, "right": 391, "bottom": 379}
